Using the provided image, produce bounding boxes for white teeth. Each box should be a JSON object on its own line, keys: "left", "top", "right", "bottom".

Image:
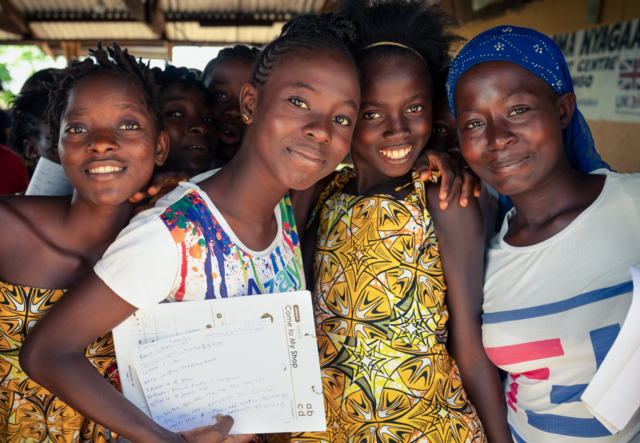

{"left": 88, "top": 166, "right": 124, "bottom": 174}
{"left": 379, "top": 146, "right": 412, "bottom": 160}
{"left": 187, "top": 146, "right": 207, "bottom": 150}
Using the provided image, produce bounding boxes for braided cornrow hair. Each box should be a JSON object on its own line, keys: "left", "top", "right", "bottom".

{"left": 253, "top": 12, "right": 358, "bottom": 86}
{"left": 201, "top": 45, "right": 260, "bottom": 87}
{"left": 338, "top": 0, "right": 463, "bottom": 87}
{"left": 152, "top": 64, "right": 213, "bottom": 105}
{"left": 8, "top": 89, "right": 48, "bottom": 157}
{"left": 45, "top": 41, "right": 162, "bottom": 152}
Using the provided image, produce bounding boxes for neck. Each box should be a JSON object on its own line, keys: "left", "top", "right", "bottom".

{"left": 508, "top": 162, "right": 598, "bottom": 228}
{"left": 351, "top": 152, "right": 412, "bottom": 196}
{"left": 203, "top": 133, "right": 289, "bottom": 224}
{"left": 63, "top": 192, "right": 134, "bottom": 254}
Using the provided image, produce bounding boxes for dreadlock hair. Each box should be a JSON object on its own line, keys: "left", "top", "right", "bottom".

{"left": 151, "top": 64, "right": 213, "bottom": 105}
{"left": 253, "top": 12, "right": 358, "bottom": 86}
{"left": 20, "top": 68, "right": 56, "bottom": 93}
{"left": 45, "top": 42, "right": 162, "bottom": 152}
{"left": 338, "top": 0, "right": 463, "bottom": 88}
{"left": 8, "top": 89, "right": 49, "bottom": 157}
{"left": 200, "top": 45, "right": 260, "bottom": 87}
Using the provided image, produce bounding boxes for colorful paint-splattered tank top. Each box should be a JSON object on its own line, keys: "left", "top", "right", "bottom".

{"left": 0, "top": 283, "right": 119, "bottom": 442}
{"left": 95, "top": 169, "right": 305, "bottom": 309}
{"left": 292, "top": 168, "right": 485, "bottom": 443}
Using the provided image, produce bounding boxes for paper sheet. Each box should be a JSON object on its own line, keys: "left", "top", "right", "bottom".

{"left": 581, "top": 263, "right": 640, "bottom": 434}
{"left": 112, "top": 291, "right": 326, "bottom": 434}
{"left": 26, "top": 157, "right": 73, "bottom": 196}
{"left": 131, "top": 318, "right": 291, "bottom": 433}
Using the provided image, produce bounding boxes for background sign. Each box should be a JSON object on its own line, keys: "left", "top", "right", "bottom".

{"left": 552, "top": 18, "right": 640, "bottom": 123}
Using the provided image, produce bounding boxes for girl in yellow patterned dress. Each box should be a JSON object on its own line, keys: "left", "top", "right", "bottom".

{"left": 294, "top": 1, "right": 512, "bottom": 442}
{"left": 0, "top": 43, "right": 170, "bottom": 443}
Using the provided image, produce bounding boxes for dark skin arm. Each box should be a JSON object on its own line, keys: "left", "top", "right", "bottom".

{"left": 426, "top": 185, "right": 511, "bottom": 443}
{"left": 20, "top": 272, "right": 254, "bottom": 443}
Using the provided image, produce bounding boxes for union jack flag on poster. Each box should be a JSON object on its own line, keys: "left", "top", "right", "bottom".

{"left": 618, "top": 59, "right": 640, "bottom": 90}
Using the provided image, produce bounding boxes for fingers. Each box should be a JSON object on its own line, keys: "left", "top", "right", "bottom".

{"left": 459, "top": 169, "right": 477, "bottom": 207}
{"left": 128, "top": 191, "right": 147, "bottom": 203}
{"left": 440, "top": 174, "right": 463, "bottom": 210}
{"left": 213, "top": 414, "right": 235, "bottom": 436}
{"left": 180, "top": 414, "right": 234, "bottom": 443}
{"left": 222, "top": 434, "right": 256, "bottom": 443}
{"left": 147, "top": 174, "right": 170, "bottom": 197}
{"left": 414, "top": 150, "right": 432, "bottom": 182}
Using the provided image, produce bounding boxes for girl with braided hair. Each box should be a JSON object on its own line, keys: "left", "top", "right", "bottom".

{"left": 22, "top": 12, "right": 362, "bottom": 443}
{"left": 294, "top": 0, "right": 512, "bottom": 442}
{"left": 201, "top": 45, "right": 260, "bottom": 167}
{"left": 0, "top": 42, "right": 171, "bottom": 442}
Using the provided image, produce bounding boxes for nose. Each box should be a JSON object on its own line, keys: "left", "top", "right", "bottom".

{"left": 87, "top": 130, "right": 119, "bottom": 154}
{"left": 223, "top": 104, "right": 241, "bottom": 120}
{"left": 187, "top": 118, "right": 210, "bottom": 136}
{"left": 303, "top": 116, "right": 331, "bottom": 144}
{"left": 487, "top": 121, "right": 516, "bottom": 151}
{"left": 383, "top": 115, "right": 410, "bottom": 140}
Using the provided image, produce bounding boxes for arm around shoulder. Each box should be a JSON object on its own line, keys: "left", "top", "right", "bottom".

{"left": 426, "top": 185, "right": 512, "bottom": 443}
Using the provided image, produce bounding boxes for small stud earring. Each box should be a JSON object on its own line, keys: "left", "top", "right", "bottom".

{"left": 242, "top": 113, "right": 249, "bottom": 121}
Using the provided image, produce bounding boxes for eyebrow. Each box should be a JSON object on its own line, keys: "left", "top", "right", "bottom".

{"left": 503, "top": 89, "right": 532, "bottom": 100}
{"left": 361, "top": 94, "right": 429, "bottom": 109}
{"left": 163, "top": 96, "right": 189, "bottom": 104}
{"left": 291, "top": 82, "right": 316, "bottom": 93}
{"left": 343, "top": 100, "right": 358, "bottom": 112}
{"left": 210, "top": 80, "right": 229, "bottom": 86}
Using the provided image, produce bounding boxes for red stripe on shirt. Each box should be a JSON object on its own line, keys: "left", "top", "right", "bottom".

{"left": 485, "top": 339, "right": 564, "bottom": 366}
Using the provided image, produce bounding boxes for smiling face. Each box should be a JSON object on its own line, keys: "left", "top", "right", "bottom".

{"left": 427, "top": 92, "right": 466, "bottom": 165}
{"left": 243, "top": 50, "right": 360, "bottom": 190}
{"left": 160, "top": 82, "right": 218, "bottom": 173}
{"left": 205, "top": 58, "right": 254, "bottom": 163}
{"left": 58, "top": 71, "right": 168, "bottom": 205}
{"left": 351, "top": 55, "right": 432, "bottom": 177}
{"left": 454, "top": 60, "right": 572, "bottom": 197}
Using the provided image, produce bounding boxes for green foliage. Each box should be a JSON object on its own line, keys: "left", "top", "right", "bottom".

{"left": 0, "top": 45, "right": 59, "bottom": 108}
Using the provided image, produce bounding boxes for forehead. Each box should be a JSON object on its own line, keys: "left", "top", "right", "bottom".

{"left": 262, "top": 50, "right": 359, "bottom": 97}
{"left": 161, "top": 82, "right": 208, "bottom": 103}
{"left": 206, "top": 58, "right": 253, "bottom": 85}
{"left": 360, "top": 54, "right": 431, "bottom": 97}
{"left": 455, "top": 60, "right": 554, "bottom": 103}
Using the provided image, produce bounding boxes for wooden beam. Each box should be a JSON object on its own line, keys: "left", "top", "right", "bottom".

{"left": 0, "top": 11, "right": 23, "bottom": 35}
{"left": 38, "top": 42, "right": 55, "bottom": 60}
{"left": 60, "top": 41, "right": 81, "bottom": 65}
{"left": 123, "top": 0, "right": 165, "bottom": 38}
{"left": 0, "top": 0, "right": 29, "bottom": 35}
{"left": 164, "top": 41, "right": 173, "bottom": 62}
{"left": 0, "top": 39, "right": 267, "bottom": 47}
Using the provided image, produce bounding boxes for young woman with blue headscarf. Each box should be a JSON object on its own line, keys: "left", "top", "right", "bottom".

{"left": 447, "top": 26, "right": 640, "bottom": 442}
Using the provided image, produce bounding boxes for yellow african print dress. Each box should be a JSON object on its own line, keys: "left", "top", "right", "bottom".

{"left": 0, "top": 282, "right": 118, "bottom": 443}
{"left": 293, "top": 168, "right": 485, "bottom": 443}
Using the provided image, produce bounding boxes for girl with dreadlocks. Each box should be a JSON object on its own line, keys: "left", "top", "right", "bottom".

{"left": 201, "top": 45, "right": 260, "bottom": 167}
{"left": 0, "top": 42, "right": 170, "bottom": 442}
{"left": 22, "top": 12, "right": 362, "bottom": 443}
{"left": 151, "top": 65, "right": 218, "bottom": 174}
{"left": 294, "top": 1, "right": 512, "bottom": 442}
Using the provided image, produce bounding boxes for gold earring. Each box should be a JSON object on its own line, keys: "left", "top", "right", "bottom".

{"left": 242, "top": 113, "right": 249, "bottom": 121}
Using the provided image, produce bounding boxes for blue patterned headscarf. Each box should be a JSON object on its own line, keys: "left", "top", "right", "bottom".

{"left": 446, "top": 25, "right": 610, "bottom": 174}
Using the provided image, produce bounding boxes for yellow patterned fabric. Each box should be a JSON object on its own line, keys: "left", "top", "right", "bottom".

{"left": 294, "top": 168, "right": 485, "bottom": 443}
{"left": 0, "top": 282, "right": 116, "bottom": 443}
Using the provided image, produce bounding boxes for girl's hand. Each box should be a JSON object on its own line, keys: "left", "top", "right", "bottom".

{"left": 129, "top": 171, "right": 193, "bottom": 204}
{"left": 179, "top": 415, "right": 255, "bottom": 443}
{"left": 414, "top": 149, "right": 481, "bottom": 209}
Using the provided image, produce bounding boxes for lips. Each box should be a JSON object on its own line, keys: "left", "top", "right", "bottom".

{"left": 182, "top": 145, "right": 213, "bottom": 157}
{"left": 488, "top": 156, "right": 530, "bottom": 175}
{"left": 287, "top": 147, "right": 324, "bottom": 167}
{"left": 379, "top": 145, "right": 413, "bottom": 161}
{"left": 218, "top": 123, "right": 242, "bottom": 146}
{"left": 84, "top": 160, "right": 127, "bottom": 179}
